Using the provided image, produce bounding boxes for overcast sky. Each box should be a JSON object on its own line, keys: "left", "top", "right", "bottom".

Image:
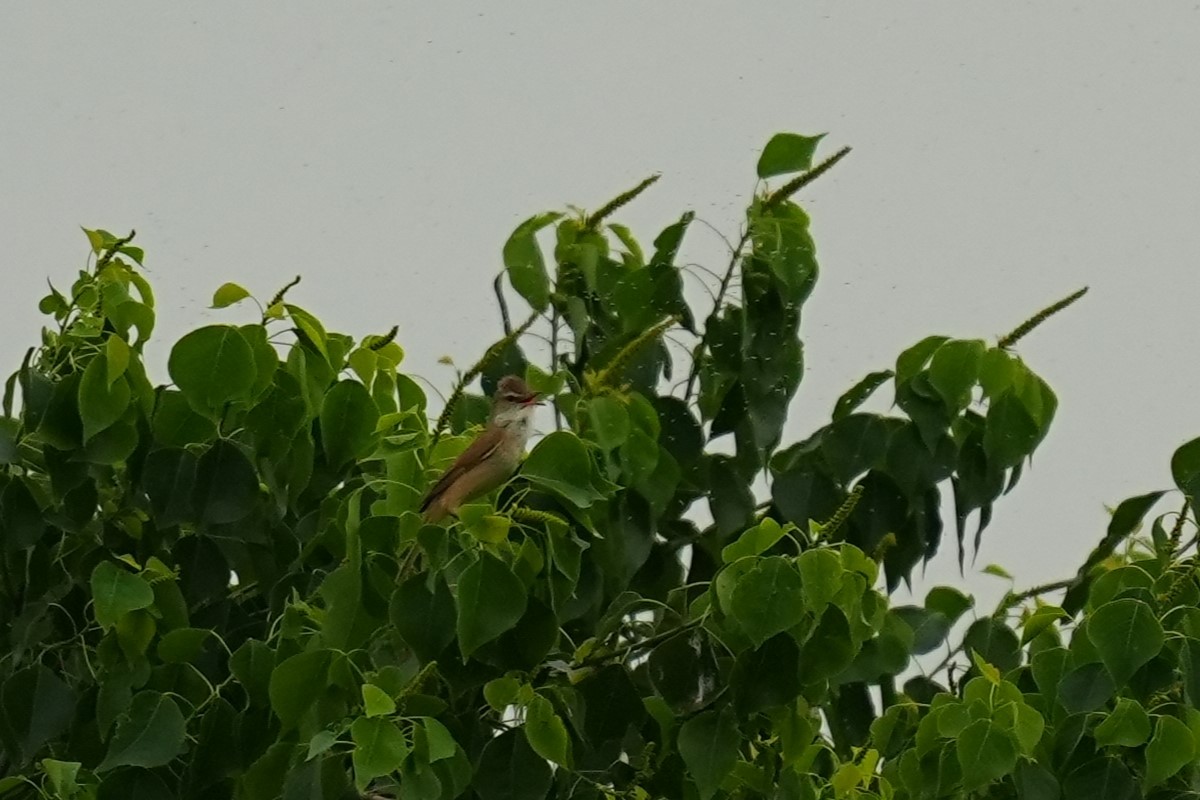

{"left": 2, "top": 4, "right": 1198, "bottom": 608}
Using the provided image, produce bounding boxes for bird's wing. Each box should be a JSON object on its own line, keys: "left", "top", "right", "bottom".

{"left": 420, "top": 426, "right": 505, "bottom": 512}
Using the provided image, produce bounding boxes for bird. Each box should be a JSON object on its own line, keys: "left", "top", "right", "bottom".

{"left": 420, "top": 375, "right": 541, "bottom": 523}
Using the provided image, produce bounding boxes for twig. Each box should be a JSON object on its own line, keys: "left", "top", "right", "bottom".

{"left": 682, "top": 223, "right": 750, "bottom": 401}
{"left": 998, "top": 287, "right": 1088, "bottom": 350}
{"left": 929, "top": 643, "right": 965, "bottom": 678}
{"left": 575, "top": 617, "right": 703, "bottom": 669}
{"left": 493, "top": 273, "right": 512, "bottom": 336}
{"left": 549, "top": 309, "right": 562, "bottom": 430}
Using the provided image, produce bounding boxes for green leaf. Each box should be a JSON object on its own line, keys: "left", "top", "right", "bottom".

{"left": 230, "top": 639, "right": 275, "bottom": 707}
{"left": 83, "top": 227, "right": 114, "bottom": 253}
{"left": 473, "top": 730, "right": 552, "bottom": 800}
{"left": 455, "top": 553, "right": 528, "bottom": 657}
{"left": 757, "top": 132, "right": 825, "bottom": 178}
{"left": 0, "top": 417, "right": 19, "bottom": 465}
{"left": 894, "top": 606, "right": 953, "bottom": 656}
{"left": 156, "top": 627, "right": 210, "bottom": 663}
{"left": 1021, "top": 605, "right": 1066, "bottom": 645}
{"left": 483, "top": 677, "right": 521, "bottom": 712}
{"left": 586, "top": 395, "right": 630, "bottom": 451}
{"left": 956, "top": 719, "right": 1018, "bottom": 790}
{"left": 730, "top": 556, "right": 806, "bottom": 645}
{"left": 1172, "top": 436, "right": 1200, "bottom": 501}
{"left": 833, "top": 369, "right": 894, "bottom": 421}
{"left": 1058, "top": 662, "right": 1115, "bottom": 713}
{"left": 503, "top": 212, "right": 561, "bottom": 312}
{"left": 192, "top": 439, "right": 259, "bottom": 524}
{"left": 979, "top": 347, "right": 1017, "bottom": 399}
{"left": 167, "top": 325, "right": 257, "bottom": 413}
{"left": 0, "top": 777, "right": 26, "bottom": 796}
{"left": 269, "top": 650, "right": 332, "bottom": 728}
{"left": 1144, "top": 715, "right": 1194, "bottom": 789}
{"left": 1015, "top": 760, "right": 1059, "bottom": 800}
{"left": 678, "top": 707, "right": 740, "bottom": 800}
{"left": 152, "top": 390, "right": 217, "bottom": 447}
{"left": 994, "top": 701, "right": 1044, "bottom": 754}
{"left": 798, "top": 548, "right": 843, "bottom": 612}
{"left": 1062, "top": 757, "right": 1136, "bottom": 800}
{"left": 90, "top": 561, "right": 154, "bottom": 630}
{"left": 925, "top": 586, "right": 973, "bottom": 623}
{"left": 1, "top": 477, "right": 45, "bottom": 550}
{"left": 721, "top": 518, "right": 787, "bottom": 563}
{"left": 1094, "top": 697, "right": 1151, "bottom": 747}
{"left": 465, "top": 512, "right": 511, "bottom": 544}
{"left": 240, "top": 741, "right": 293, "bottom": 799}
{"left": 40, "top": 759, "right": 80, "bottom": 798}
{"left": 362, "top": 684, "right": 396, "bottom": 718}
{"left": 927, "top": 339, "right": 985, "bottom": 411}
{"left": 525, "top": 694, "right": 569, "bottom": 766}
{"left": 1088, "top": 598, "right": 1164, "bottom": 685}
{"left": 306, "top": 729, "right": 338, "bottom": 761}
{"left": 820, "top": 413, "right": 895, "bottom": 484}
{"left": 983, "top": 390, "right": 1040, "bottom": 469}
{"left": 351, "top": 717, "right": 409, "bottom": 791}
{"left": 982, "top": 563, "right": 1014, "bottom": 580}
{"left": 285, "top": 304, "right": 331, "bottom": 363}
{"left": 105, "top": 335, "right": 130, "bottom": 386}
{"left": 648, "top": 630, "right": 721, "bottom": 715}
{"left": 320, "top": 380, "right": 380, "bottom": 468}
{"left": 895, "top": 335, "right": 949, "bottom": 385}
{"left": 97, "top": 691, "right": 186, "bottom": 771}
{"left": 78, "top": 356, "right": 130, "bottom": 442}
{"left": 964, "top": 618, "right": 1021, "bottom": 672}
{"left": 732, "top": 633, "right": 802, "bottom": 715}
{"left": 211, "top": 282, "right": 252, "bottom": 309}
{"left": 390, "top": 574, "right": 456, "bottom": 663}
{"left": 620, "top": 427, "right": 660, "bottom": 486}
{"left": 521, "top": 431, "right": 605, "bottom": 508}
{"left": 423, "top": 718, "right": 457, "bottom": 762}
{"left": 0, "top": 665, "right": 76, "bottom": 765}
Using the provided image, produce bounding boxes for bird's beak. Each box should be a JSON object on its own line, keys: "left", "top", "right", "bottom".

{"left": 527, "top": 393, "right": 544, "bottom": 406}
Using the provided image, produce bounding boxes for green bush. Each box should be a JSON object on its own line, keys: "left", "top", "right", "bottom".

{"left": 0, "top": 132, "right": 1198, "bottom": 800}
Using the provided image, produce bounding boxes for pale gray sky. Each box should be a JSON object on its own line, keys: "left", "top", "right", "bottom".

{"left": 3, "top": 3, "right": 1198, "bottom": 606}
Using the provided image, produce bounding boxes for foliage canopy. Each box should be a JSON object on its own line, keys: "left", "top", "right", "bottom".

{"left": 1, "top": 132, "right": 1199, "bottom": 800}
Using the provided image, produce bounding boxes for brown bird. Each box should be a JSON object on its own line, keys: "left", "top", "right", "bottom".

{"left": 420, "top": 375, "right": 541, "bottom": 523}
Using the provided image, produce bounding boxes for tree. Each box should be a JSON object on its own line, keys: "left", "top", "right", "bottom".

{"left": 0, "top": 131, "right": 1197, "bottom": 800}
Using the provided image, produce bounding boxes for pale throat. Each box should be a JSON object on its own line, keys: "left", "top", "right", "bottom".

{"left": 491, "top": 403, "right": 536, "bottom": 448}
